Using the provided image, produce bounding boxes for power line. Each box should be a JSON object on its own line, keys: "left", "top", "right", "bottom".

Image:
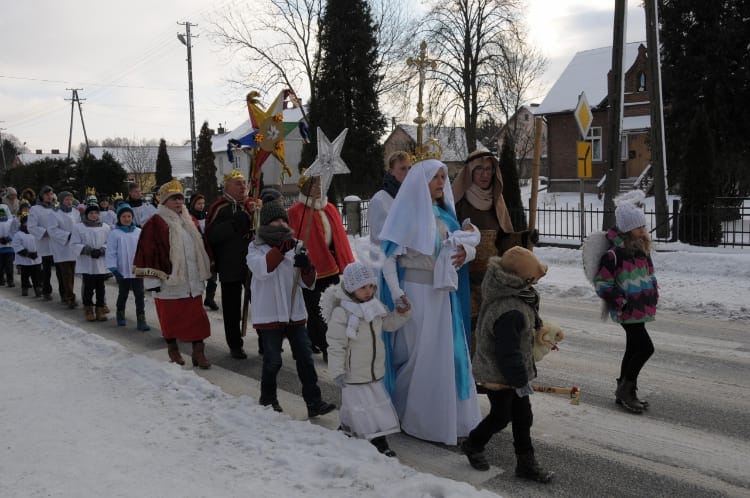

{"left": 0, "top": 74, "right": 185, "bottom": 92}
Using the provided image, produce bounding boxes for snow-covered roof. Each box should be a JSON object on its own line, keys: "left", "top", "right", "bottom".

{"left": 536, "top": 42, "right": 645, "bottom": 115}
{"left": 211, "top": 107, "right": 307, "bottom": 153}
{"left": 17, "top": 152, "right": 74, "bottom": 164}
{"left": 395, "top": 124, "right": 488, "bottom": 162}
{"left": 88, "top": 145, "right": 194, "bottom": 179}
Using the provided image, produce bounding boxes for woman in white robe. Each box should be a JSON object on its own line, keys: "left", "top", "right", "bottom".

{"left": 379, "top": 159, "right": 481, "bottom": 446}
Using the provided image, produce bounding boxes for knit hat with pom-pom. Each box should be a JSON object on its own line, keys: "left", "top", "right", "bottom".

{"left": 342, "top": 262, "right": 378, "bottom": 293}
{"left": 615, "top": 190, "right": 647, "bottom": 233}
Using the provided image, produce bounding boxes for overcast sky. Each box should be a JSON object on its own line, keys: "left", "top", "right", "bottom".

{"left": 0, "top": 0, "right": 646, "bottom": 153}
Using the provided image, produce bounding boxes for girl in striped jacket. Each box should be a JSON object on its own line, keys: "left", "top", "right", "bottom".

{"left": 594, "top": 192, "right": 658, "bottom": 414}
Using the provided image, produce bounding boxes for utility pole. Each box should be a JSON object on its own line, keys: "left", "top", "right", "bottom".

{"left": 177, "top": 21, "right": 198, "bottom": 186}
{"left": 645, "top": 0, "right": 669, "bottom": 238}
{"left": 602, "top": 0, "right": 627, "bottom": 229}
{"left": 65, "top": 88, "right": 90, "bottom": 160}
{"left": 0, "top": 123, "right": 8, "bottom": 174}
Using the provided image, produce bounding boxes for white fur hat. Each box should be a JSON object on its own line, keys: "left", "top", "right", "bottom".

{"left": 342, "top": 262, "right": 377, "bottom": 293}
{"left": 615, "top": 190, "right": 647, "bottom": 233}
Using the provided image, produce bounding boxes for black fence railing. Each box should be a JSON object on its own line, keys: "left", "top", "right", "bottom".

{"left": 330, "top": 196, "right": 749, "bottom": 249}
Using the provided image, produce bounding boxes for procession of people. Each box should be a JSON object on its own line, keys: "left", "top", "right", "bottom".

{"left": 0, "top": 145, "right": 663, "bottom": 485}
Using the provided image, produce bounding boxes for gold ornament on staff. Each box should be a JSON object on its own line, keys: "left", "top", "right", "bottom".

{"left": 407, "top": 41, "right": 441, "bottom": 162}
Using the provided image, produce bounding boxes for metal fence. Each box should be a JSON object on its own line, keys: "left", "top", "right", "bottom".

{"left": 335, "top": 196, "right": 749, "bottom": 249}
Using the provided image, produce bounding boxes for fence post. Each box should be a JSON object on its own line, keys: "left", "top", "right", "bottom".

{"left": 670, "top": 198, "right": 680, "bottom": 242}
{"left": 343, "top": 195, "right": 362, "bottom": 236}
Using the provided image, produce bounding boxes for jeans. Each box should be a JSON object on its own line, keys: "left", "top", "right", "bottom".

{"left": 116, "top": 277, "right": 145, "bottom": 314}
{"left": 302, "top": 274, "right": 339, "bottom": 352}
{"left": 0, "top": 252, "right": 14, "bottom": 283}
{"left": 258, "top": 324, "right": 321, "bottom": 405}
{"left": 467, "top": 389, "right": 533, "bottom": 454}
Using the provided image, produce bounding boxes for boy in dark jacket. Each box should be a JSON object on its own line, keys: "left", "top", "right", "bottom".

{"left": 461, "top": 246, "right": 554, "bottom": 483}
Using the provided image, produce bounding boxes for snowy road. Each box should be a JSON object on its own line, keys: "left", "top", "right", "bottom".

{"left": 2, "top": 242, "right": 749, "bottom": 497}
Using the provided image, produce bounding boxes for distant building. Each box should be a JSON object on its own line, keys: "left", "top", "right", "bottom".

{"left": 210, "top": 107, "right": 307, "bottom": 195}
{"left": 495, "top": 104, "right": 548, "bottom": 179}
{"left": 382, "top": 124, "right": 488, "bottom": 178}
{"left": 535, "top": 42, "right": 652, "bottom": 192}
{"left": 88, "top": 145, "right": 192, "bottom": 193}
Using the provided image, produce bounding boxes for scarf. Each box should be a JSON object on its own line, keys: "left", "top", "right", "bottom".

{"left": 382, "top": 172, "right": 401, "bottom": 199}
{"left": 255, "top": 224, "right": 294, "bottom": 247}
{"left": 127, "top": 198, "right": 144, "bottom": 208}
{"left": 519, "top": 286, "right": 542, "bottom": 329}
{"left": 464, "top": 183, "right": 493, "bottom": 211}
{"left": 59, "top": 205, "right": 73, "bottom": 213}
{"left": 340, "top": 298, "right": 388, "bottom": 338}
{"left": 82, "top": 218, "right": 103, "bottom": 227}
{"left": 116, "top": 223, "right": 136, "bottom": 233}
{"left": 156, "top": 205, "right": 211, "bottom": 287}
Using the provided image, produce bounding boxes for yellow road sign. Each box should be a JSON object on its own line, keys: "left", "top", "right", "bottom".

{"left": 574, "top": 92, "right": 593, "bottom": 138}
{"left": 577, "top": 141, "right": 592, "bottom": 178}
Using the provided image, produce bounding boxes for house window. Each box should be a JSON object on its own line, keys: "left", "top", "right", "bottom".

{"left": 638, "top": 72, "right": 646, "bottom": 91}
{"left": 587, "top": 127, "right": 602, "bottom": 161}
{"left": 621, "top": 135, "right": 629, "bottom": 161}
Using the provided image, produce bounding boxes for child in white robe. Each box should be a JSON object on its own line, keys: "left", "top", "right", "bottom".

{"left": 323, "top": 262, "right": 411, "bottom": 457}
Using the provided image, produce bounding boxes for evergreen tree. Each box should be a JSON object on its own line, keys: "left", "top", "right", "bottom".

{"left": 194, "top": 122, "right": 218, "bottom": 203}
{"left": 155, "top": 138, "right": 173, "bottom": 185}
{"left": 302, "top": 0, "right": 386, "bottom": 201}
{"left": 678, "top": 109, "right": 722, "bottom": 246}
{"left": 3, "top": 157, "right": 76, "bottom": 196}
{"left": 499, "top": 133, "right": 527, "bottom": 231}
{"left": 660, "top": 0, "right": 750, "bottom": 197}
{"left": 75, "top": 151, "right": 129, "bottom": 200}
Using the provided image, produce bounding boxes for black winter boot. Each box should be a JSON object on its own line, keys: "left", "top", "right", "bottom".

{"left": 616, "top": 378, "right": 649, "bottom": 410}
{"left": 515, "top": 449, "right": 554, "bottom": 483}
{"left": 461, "top": 439, "right": 490, "bottom": 471}
{"left": 136, "top": 313, "right": 150, "bottom": 331}
{"left": 371, "top": 436, "right": 396, "bottom": 457}
{"left": 615, "top": 378, "right": 644, "bottom": 414}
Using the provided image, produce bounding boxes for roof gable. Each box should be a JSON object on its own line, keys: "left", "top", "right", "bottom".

{"left": 536, "top": 42, "right": 645, "bottom": 115}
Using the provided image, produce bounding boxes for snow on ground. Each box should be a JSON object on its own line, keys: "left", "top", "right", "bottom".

{"left": 1, "top": 236, "right": 747, "bottom": 496}
{"left": 0, "top": 298, "right": 498, "bottom": 498}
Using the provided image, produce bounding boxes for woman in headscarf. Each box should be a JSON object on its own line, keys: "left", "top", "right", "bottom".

{"left": 133, "top": 179, "right": 213, "bottom": 369}
{"left": 378, "top": 159, "right": 481, "bottom": 446}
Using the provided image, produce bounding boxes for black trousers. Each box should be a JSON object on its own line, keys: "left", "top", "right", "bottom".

{"left": 620, "top": 322, "right": 655, "bottom": 382}
{"left": 467, "top": 389, "right": 533, "bottom": 454}
{"left": 0, "top": 252, "right": 14, "bottom": 283}
{"left": 220, "top": 280, "right": 244, "bottom": 351}
{"left": 302, "top": 274, "right": 339, "bottom": 352}
{"left": 40, "top": 255, "right": 54, "bottom": 296}
{"left": 19, "top": 263, "right": 41, "bottom": 291}
{"left": 82, "top": 274, "right": 106, "bottom": 307}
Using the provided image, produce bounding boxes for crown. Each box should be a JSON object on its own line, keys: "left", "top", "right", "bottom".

{"left": 157, "top": 178, "right": 184, "bottom": 202}
{"left": 112, "top": 192, "right": 124, "bottom": 202}
{"left": 86, "top": 186, "right": 97, "bottom": 197}
{"left": 223, "top": 168, "right": 245, "bottom": 184}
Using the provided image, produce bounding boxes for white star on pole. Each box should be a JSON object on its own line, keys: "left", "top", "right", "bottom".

{"left": 304, "top": 128, "right": 349, "bottom": 198}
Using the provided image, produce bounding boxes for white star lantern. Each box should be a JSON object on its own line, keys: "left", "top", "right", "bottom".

{"left": 304, "top": 128, "right": 350, "bottom": 198}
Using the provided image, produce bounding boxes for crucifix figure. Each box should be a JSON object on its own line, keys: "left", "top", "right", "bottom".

{"left": 407, "top": 40, "right": 437, "bottom": 158}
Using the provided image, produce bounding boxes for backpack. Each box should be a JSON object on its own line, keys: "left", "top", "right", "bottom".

{"left": 581, "top": 230, "right": 616, "bottom": 320}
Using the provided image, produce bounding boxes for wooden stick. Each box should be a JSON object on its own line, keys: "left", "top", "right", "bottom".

{"left": 528, "top": 116, "right": 543, "bottom": 237}
{"left": 478, "top": 382, "right": 581, "bottom": 405}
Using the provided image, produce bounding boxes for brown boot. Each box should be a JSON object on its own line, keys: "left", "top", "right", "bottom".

{"left": 167, "top": 341, "right": 185, "bottom": 365}
{"left": 95, "top": 306, "right": 107, "bottom": 321}
{"left": 85, "top": 306, "right": 96, "bottom": 322}
{"left": 191, "top": 341, "right": 211, "bottom": 369}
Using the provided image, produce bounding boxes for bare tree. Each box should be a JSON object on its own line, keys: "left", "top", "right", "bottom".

{"left": 208, "top": 0, "right": 324, "bottom": 102}
{"left": 208, "top": 0, "right": 418, "bottom": 113}
{"left": 419, "top": 0, "right": 526, "bottom": 152}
